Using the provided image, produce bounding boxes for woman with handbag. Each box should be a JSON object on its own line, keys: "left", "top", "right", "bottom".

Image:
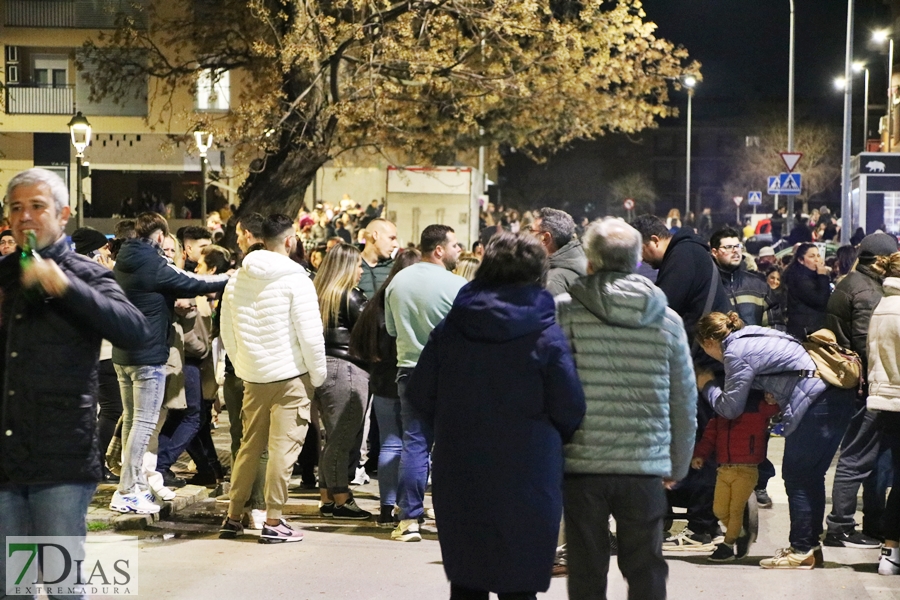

{"left": 695, "top": 311, "right": 855, "bottom": 569}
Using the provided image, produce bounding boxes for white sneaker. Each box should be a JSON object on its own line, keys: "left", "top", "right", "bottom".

{"left": 110, "top": 490, "right": 160, "bottom": 514}
{"left": 249, "top": 509, "right": 266, "bottom": 530}
{"left": 425, "top": 507, "right": 436, "bottom": 520}
{"left": 150, "top": 485, "right": 176, "bottom": 502}
{"left": 879, "top": 547, "right": 900, "bottom": 575}
{"left": 391, "top": 519, "right": 422, "bottom": 542}
{"left": 351, "top": 466, "right": 370, "bottom": 485}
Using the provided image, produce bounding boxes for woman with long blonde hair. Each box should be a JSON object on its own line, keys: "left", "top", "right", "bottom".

{"left": 312, "top": 244, "right": 372, "bottom": 520}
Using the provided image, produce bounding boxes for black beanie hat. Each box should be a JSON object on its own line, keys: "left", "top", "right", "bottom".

{"left": 72, "top": 227, "right": 109, "bottom": 255}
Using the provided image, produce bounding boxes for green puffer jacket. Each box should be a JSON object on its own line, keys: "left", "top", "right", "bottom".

{"left": 556, "top": 272, "right": 697, "bottom": 480}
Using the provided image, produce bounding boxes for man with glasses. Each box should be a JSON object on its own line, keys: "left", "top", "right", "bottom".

{"left": 529, "top": 208, "right": 587, "bottom": 297}
{"left": 709, "top": 228, "right": 781, "bottom": 330}
{"left": 709, "top": 227, "right": 783, "bottom": 513}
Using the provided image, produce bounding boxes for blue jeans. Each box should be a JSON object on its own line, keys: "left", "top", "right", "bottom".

{"left": 782, "top": 386, "right": 855, "bottom": 552}
{"left": 373, "top": 394, "right": 403, "bottom": 508}
{"left": 115, "top": 363, "right": 166, "bottom": 494}
{"left": 157, "top": 361, "right": 202, "bottom": 473}
{"left": 397, "top": 369, "right": 434, "bottom": 520}
{"left": 0, "top": 482, "right": 97, "bottom": 599}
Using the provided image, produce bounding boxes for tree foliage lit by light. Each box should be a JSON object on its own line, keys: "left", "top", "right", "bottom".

{"left": 80, "top": 0, "right": 698, "bottom": 216}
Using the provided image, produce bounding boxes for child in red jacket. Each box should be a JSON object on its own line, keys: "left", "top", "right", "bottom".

{"left": 692, "top": 393, "right": 780, "bottom": 562}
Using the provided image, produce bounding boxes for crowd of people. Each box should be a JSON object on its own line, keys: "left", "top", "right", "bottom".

{"left": 4, "top": 166, "right": 900, "bottom": 600}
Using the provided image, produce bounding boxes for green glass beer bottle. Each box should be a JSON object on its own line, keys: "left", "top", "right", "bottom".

{"left": 19, "top": 230, "right": 45, "bottom": 301}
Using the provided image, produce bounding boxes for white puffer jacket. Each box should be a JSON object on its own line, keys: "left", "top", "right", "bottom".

{"left": 867, "top": 277, "right": 900, "bottom": 412}
{"left": 220, "top": 250, "right": 327, "bottom": 387}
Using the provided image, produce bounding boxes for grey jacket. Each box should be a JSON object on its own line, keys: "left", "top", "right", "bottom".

{"left": 701, "top": 326, "right": 827, "bottom": 436}
{"left": 546, "top": 239, "right": 588, "bottom": 297}
{"left": 556, "top": 272, "right": 697, "bottom": 480}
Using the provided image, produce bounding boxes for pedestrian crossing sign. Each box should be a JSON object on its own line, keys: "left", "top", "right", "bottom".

{"left": 767, "top": 176, "right": 780, "bottom": 195}
{"left": 748, "top": 191, "right": 762, "bottom": 205}
{"left": 778, "top": 172, "right": 802, "bottom": 195}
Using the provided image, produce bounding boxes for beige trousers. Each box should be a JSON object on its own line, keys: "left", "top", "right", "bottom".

{"left": 228, "top": 375, "right": 312, "bottom": 520}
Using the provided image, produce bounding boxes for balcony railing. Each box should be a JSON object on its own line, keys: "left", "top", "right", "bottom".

{"left": 5, "top": 85, "right": 74, "bottom": 115}
{"left": 5, "top": 0, "right": 146, "bottom": 29}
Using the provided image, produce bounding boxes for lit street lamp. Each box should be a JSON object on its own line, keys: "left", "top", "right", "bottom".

{"left": 67, "top": 111, "right": 92, "bottom": 228}
{"left": 834, "top": 61, "right": 870, "bottom": 149}
{"left": 873, "top": 29, "right": 895, "bottom": 152}
{"left": 194, "top": 130, "right": 213, "bottom": 224}
{"left": 683, "top": 75, "right": 697, "bottom": 218}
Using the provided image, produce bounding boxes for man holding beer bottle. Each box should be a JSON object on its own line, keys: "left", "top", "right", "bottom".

{"left": 0, "top": 168, "right": 151, "bottom": 598}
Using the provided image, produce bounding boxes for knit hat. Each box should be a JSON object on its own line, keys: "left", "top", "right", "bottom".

{"left": 858, "top": 232, "right": 899, "bottom": 258}
{"left": 758, "top": 246, "right": 775, "bottom": 257}
{"left": 72, "top": 227, "right": 109, "bottom": 255}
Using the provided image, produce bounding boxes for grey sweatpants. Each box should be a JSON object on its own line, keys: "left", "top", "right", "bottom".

{"left": 316, "top": 357, "right": 369, "bottom": 495}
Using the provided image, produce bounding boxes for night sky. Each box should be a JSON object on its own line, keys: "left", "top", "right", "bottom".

{"left": 498, "top": 0, "right": 895, "bottom": 214}
{"left": 640, "top": 0, "right": 892, "bottom": 119}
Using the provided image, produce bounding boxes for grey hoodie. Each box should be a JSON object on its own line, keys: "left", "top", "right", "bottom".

{"left": 556, "top": 271, "right": 697, "bottom": 480}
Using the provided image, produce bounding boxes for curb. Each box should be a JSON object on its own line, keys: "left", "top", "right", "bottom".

{"left": 87, "top": 484, "right": 212, "bottom": 531}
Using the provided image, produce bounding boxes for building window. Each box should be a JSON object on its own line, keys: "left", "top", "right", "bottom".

{"left": 884, "top": 192, "right": 900, "bottom": 234}
{"left": 196, "top": 69, "right": 230, "bottom": 111}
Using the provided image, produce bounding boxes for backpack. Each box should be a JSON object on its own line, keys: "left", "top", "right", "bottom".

{"left": 801, "top": 329, "right": 863, "bottom": 390}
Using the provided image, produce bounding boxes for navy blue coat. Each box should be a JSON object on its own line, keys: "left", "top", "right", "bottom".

{"left": 113, "top": 238, "right": 229, "bottom": 366}
{"left": 408, "top": 282, "right": 585, "bottom": 594}
{"left": 0, "top": 236, "right": 152, "bottom": 484}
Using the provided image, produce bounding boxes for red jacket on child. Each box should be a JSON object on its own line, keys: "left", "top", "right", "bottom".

{"left": 693, "top": 400, "right": 780, "bottom": 465}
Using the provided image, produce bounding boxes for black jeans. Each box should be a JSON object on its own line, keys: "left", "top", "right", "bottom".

{"left": 449, "top": 585, "right": 536, "bottom": 600}
{"left": 880, "top": 412, "right": 900, "bottom": 542}
{"left": 186, "top": 399, "right": 223, "bottom": 476}
{"left": 564, "top": 474, "right": 668, "bottom": 600}
{"left": 97, "top": 359, "right": 123, "bottom": 460}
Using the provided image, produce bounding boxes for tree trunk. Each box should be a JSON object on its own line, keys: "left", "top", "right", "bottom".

{"left": 222, "top": 148, "right": 327, "bottom": 249}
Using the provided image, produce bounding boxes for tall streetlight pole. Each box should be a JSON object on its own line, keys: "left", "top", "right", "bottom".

{"left": 684, "top": 75, "right": 696, "bottom": 218}
{"left": 194, "top": 130, "right": 213, "bottom": 224}
{"left": 863, "top": 65, "right": 870, "bottom": 148}
{"left": 786, "top": 0, "right": 796, "bottom": 232}
{"left": 840, "top": 0, "right": 854, "bottom": 245}
{"left": 67, "top": 112, "right": 92, "bottom": 228}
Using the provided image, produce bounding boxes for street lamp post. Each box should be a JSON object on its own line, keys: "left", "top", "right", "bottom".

{"left": 839, "top": 0, "right": 854, "bottom": 245}
{"left": 786, "top": 0, "right": 796, "bottom": 232}
{"left": 684, "top": 75, "right": 697, "bottom": 218}
{"left": 67, "top": 112, "right": 92, "bottom": 228}
{"left": 194, "top": 130, "right": 213, "bottom": 224}
{"left": 864, "top": 65, "right": 870, "bottom": 148}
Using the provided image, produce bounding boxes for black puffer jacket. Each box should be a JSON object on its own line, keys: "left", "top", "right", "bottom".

{"left": 825, "top": 261, "right": 883, "bottom": 369}
{"left": 784, "top": 262, "right": 831, "bottom": 339}
{"left": 113, "top": 238, "right": 229, "bottom": 366}
{"left": 0, "top": 236, "right": 152, "bottom": 484}
{"left": 324, "top": 288, "right": 368, "bottom": 367}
